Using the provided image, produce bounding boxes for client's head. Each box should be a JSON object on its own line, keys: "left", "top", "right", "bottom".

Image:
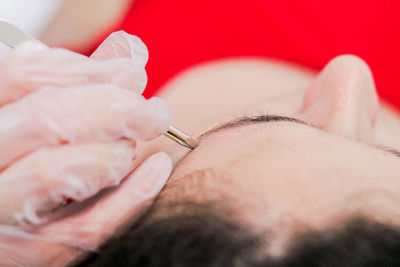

{"left": 74, "top": 55, "right": 400, "bottom": 266}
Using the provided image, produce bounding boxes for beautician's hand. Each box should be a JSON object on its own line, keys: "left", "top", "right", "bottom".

{"left": 0, "top": 31, "right": 148, "bottom": 105}
{"left": 0, "top": 32, "right": 173, "bottom": 266}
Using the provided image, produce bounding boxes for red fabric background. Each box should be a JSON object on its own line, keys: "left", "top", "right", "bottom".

{"left": 94, "top": 0, "right": 400, "bottom": 108}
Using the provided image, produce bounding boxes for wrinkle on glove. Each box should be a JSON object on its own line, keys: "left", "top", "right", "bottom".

{"left": 0, "top": 31, "right": 148, "bottom": 106}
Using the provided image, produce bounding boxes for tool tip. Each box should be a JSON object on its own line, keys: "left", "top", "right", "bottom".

{"left": 164, "top": 125, "right": 198, "bottom": 149}
{"left": 183, "top": 137, "right": 198, "bottom": 149}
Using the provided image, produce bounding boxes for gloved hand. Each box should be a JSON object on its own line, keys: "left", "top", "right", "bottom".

{"left": 0, "top": 31, "right": 149, "bottom": 105}
{"left": 0, "top": 31, "right": 173, "bottom": 266}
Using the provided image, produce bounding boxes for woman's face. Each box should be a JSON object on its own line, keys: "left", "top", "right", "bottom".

{"left": 139, "top": 55, "right": 400, "bottom": 256}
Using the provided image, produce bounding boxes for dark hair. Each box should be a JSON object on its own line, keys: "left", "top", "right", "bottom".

{"left": 73, "top": 201, "right": 400, "bottom": 267}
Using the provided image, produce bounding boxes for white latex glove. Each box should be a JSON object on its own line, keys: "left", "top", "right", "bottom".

{"left": 0, "top": 31, "right": 148, "bottom": 105}
{"left": 0, "top": 31, "right": 173, "bottom": 266}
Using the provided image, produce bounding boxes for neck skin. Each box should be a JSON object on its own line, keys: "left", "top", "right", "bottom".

{"left": 137, "top": 57, "right": 400, "bottom": 164}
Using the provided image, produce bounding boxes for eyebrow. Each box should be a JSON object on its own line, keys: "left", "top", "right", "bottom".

{"left": 198, "top": 115, "right": 305, "bottom": 140}
{"left": 194, "top": 114, "right": 400, "bottom": 159}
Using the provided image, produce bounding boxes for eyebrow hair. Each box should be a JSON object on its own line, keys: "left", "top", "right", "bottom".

{"left": 173, "top": 115, "right": 300, "bottom": 170}
{"left": 198, "top": 115, "right": 305, "bottom": 140}
{"left": 193, "top": 114, "right": 400, "bottom": 159}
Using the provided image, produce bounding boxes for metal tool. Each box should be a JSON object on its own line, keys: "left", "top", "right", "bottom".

{"left": 0, "top": 19, "right": 198, "bottom": 149}
{"left": 164, "top": 125, "right": 198, "bottom": 149}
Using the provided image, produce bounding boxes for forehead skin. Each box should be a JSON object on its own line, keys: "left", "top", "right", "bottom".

{"left": 166, "top": 121, "right": 400, "bottom": 254}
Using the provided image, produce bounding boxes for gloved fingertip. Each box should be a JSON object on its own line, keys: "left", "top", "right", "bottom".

{"left": 130, "top": 152, "right": 172, "bottom": 198}
{"left": 90, "top": 31, "right": 148, "bottom": 64}
{"left": 146, "top": 97, "right": 173, "bottom": 134}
